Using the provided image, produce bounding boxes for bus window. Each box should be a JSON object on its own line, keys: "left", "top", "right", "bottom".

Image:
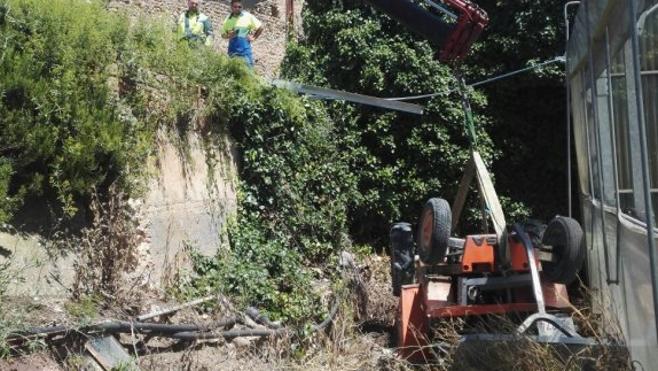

{"left": 571, "top": 73, "right": 591, "bottom": 197}
{"left": 640, "top": 5, "right": 658, "bottom": 226}
{"left": 594, "top": 35, "right": 618, "bottom": 207}
{"left": 584, "top": 70, "right": 602, "bottom": 200}
{"left": 610, "top": 45, "right": 635, "bottom": 214}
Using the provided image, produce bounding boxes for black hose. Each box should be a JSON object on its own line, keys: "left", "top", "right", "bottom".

{"left": 6, "top": 318, "right": 237, "bottom": 342}
{"left": 93, "top": 318, "right": 237, "bottom": 334}
{"left": 245, "top": 307, "right": 282, "bottom": 329}
{"left": 312, "top": 298, "right": 340, "bottom": 332}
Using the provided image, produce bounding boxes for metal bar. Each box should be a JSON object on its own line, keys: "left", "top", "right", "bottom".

{"left": 605, "top": 27, "right": 622, "bottom": 284}
{"left": 462, "top": 274, "right": 533, "bottom": 291}
{"left": 513, "top": 224, "right": 545, "bottom": 314}
{"left": 563, "top": 0, "right": 577, "bottom": 221}
{"left": 612, "top": 70, "right": 658, "bottom": 77}
{"left": 425, "top": 0, "right": 458, "bottom": 20}
{"left": 271, "top": 80, "right": 424, "bottom": 115}
{"left": 537, "top": 250, "right": 558, "bottom": 263}
{"left": 565, "top": 1, "right": 580, "bottom": 218}
{"left": 629, "top": 0, "right": 658, "bottom": 343}
{"left": 584, "top": 0, "right": 614, "bottom": 285}
{"left": 448, "top": 237, "right": 466, "bottom": 249}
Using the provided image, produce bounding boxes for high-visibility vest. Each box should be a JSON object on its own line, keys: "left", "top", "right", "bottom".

{"left": 221, "top": 11, "right": 262, "bottom": 56}
{"left": 177, "top": 11, "right": 213, "bottom": 46}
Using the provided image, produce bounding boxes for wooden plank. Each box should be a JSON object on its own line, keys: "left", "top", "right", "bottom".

{"left": 472, "top": 151, "right": 506, "bottom": 240}
{"left": 85, "top": 336, "right": 137, "bottom": 371}
{"left": 451, "top": 158, "right": 476, "bottom": 231}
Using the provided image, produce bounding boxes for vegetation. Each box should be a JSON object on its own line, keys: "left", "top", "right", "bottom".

{"left": 0, "top": 0, "right": 357, "bottom": 322}
{"left": 282, "top": 0, "right": 532, "bottom": 247}
{"left": 0, "top": 0, "right": 150, "bottom": 218}
{"left": 465, "top": 0, "right": 570, "bottom": 221}
{"left": 0, "top": 0, "right": 570, "bottom": 325}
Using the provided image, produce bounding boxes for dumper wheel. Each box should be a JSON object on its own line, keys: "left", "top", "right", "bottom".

{"left": 417, "top": 198, "right": 451, "bottom": 265}
{"left": 390, "top": 222, "right": 415, "bottom": 296}
{"left": 541, "top": 216, "right": 585, "bottom": 284}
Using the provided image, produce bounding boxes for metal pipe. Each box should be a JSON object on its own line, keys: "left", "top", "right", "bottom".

{"left": 584, "top": 0, "right": 614, "bottom": 287}
{"left": 135, "top": 295, "right": 215, "bottom": 322}
{"left": 513, "top": 224, "right": 545, "bottom": 314}
{"left": 628, "top": 0, "right": 658, "bottom": 343}
{"left": 564, "top": 1, "right": 580, "bottom": 218}
{"left": 425, "top": 0, "right": 458, "bottom": 20}
{"left": 604, "top": 27, "right": 621, "bottom": 284}
{"left": 581, "top": 0, "right": 615, "bottom": 288}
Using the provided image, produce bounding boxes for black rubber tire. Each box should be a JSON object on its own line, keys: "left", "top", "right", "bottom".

{"left": 541, "top": 216, "right": 585, "bottom": 284}
{"left": 390, "top": 222, "right": 414, "bottom": 296}
{"left": 417, "top": 198, "right": 451, "bottom": 265}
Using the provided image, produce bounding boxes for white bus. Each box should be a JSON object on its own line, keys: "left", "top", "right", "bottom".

{"left": 567, "top": 0, "right": 658, "bottom": 367}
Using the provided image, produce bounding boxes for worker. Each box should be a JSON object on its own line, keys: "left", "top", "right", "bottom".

{"left": 221, "top": 0, "right": 263, "bottom": 67}
{"left": 177, "top": 0, "right": 214, "bottom": 46}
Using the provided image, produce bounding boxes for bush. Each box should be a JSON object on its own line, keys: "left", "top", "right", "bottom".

{"left": 0, "top": 0, "right": 357, "bottom": 322}
{"left": 282, "top": 0, "right": 525, "bottom": 247}
{"left": 0, "top": 0, "right": 150, "bottom": 217}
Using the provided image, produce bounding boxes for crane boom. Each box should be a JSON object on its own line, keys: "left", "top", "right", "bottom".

{"left": 365, "top": 0, "right": 488, "bottom": 62}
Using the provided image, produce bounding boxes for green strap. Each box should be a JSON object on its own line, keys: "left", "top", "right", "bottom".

{"left": 454, "top": 70, "right": 478, "bottom": 149}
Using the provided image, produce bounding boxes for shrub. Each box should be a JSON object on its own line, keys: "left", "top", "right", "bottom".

{"left": 0, "top": 0, "right": 357, "bottom": 321}
{"left": 281, "top": 0, "right": 521, "bottom": 247}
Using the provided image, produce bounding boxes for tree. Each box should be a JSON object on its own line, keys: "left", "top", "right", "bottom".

{"left": 283, "top": 0, "right": 505, "bottom": 247}
{"left": 463, "top": 0, "right": 570, "bottom": 221}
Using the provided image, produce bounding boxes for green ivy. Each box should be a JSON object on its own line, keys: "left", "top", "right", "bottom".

{"left": 1, "top": 0, "right": 351, "bottom": 321}
{"left": 281, "top": 0, "right": 526, "bottom": 246}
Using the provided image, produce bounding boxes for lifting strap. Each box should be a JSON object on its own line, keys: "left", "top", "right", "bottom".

{"left": 451, "top": 69, "right": 506, "bottom": 241}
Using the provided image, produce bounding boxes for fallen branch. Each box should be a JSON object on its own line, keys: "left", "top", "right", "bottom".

{"left": 135, "top": 295, "right": 216, "bottom": 322}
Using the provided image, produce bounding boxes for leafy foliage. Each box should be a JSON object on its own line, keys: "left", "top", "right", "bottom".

{"left": 0, "top": 0, "right": 353, "bottom": 321}
{"left": 282, "top": 0, "right": 519, "bottom": 246}
{"left": 0, "top": 0, "right": 150, "bottom": 218}
{"left": 462, "top": 0, "right": 569, "bottom": 220}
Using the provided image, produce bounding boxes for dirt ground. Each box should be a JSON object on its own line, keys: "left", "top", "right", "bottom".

{"left": 0, "top": 254, "right": 400, "bottom": 370}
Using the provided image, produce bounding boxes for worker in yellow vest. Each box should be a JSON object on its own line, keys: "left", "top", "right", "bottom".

{"left": 221, "top": 0, "right": 263, "bottom": 67}
{"left": 177, "top": 0, "right": 214, "bottom": 46}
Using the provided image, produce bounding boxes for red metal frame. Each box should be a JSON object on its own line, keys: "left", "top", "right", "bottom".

{"left": 396, "top": 233, "right": 573, "bottom": 362}
{"left": 461, "top": 235, "right": 495, "bottom": 272}
{"left": 439, "top": 0, "right": 489, "bottom": 62}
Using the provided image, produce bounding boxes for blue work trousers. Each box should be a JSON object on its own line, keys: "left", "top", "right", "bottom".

{"left": 228, "top": 36, "right": 254, "bottom": 67}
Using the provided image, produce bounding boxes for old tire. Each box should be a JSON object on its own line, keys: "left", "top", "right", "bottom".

{"left": 541, "top": 216, "right": 585, "bottom": 284}
{"left": 390, "top": 222, "right": 414, "bottom": 296}
{"left": 417, "top": 198, "right": 451, "bottom": 265}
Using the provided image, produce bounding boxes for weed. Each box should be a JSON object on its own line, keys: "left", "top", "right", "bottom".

{"left": 69, "top": 184, "right": 141, "bottom": 305}
{"left": 64, "top": 295, "right": 100, "bottom": 321}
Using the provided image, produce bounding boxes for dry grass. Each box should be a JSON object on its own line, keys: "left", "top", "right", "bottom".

{"left": 403, "top": 282, "right": 632, "bottom": 371}
{"left": 69, "top": 183, "right": 149, "bottom": 312}
{"left": 0, "top": 242, "right": 633, "bottom": 371}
